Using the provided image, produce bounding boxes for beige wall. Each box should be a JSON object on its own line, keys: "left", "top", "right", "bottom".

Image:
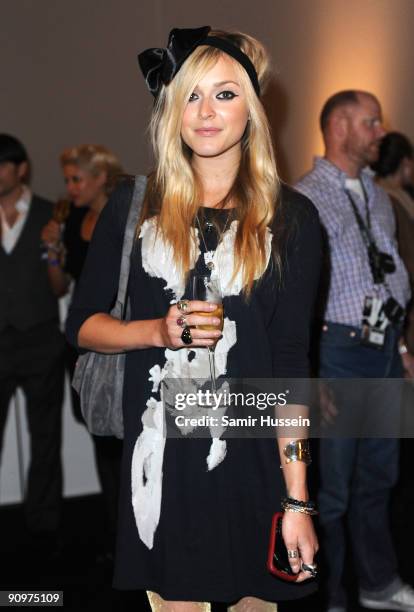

{"left": 1, "top": 0, "right": 414, "bottom": 199}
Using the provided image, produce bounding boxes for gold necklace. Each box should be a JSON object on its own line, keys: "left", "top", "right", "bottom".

{"left": 196, "top": 210, "right": 232, "bottom": 271}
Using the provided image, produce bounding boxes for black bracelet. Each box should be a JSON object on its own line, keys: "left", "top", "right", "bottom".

{"left": 282, "top": 496, "right": 317, "bottom": 509}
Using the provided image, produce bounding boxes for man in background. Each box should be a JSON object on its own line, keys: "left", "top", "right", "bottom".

{"left": 0, "top": 134, "right": 65, "bottom": 557}
{"left": 296, "top": 92, "right": 414, "bottom": 611}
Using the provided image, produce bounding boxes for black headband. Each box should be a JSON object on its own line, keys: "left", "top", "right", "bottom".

{"left": 138, "top": 26, "right": 260, "bottom": 98}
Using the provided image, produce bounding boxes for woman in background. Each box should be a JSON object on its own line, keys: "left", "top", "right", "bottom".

{"left": 372, "top": 132, "right": 414, "bottom": 367}
{"left": 373, "top": 133, "right": 414, "bottom": 533}
{"left": 41, "top": 144, "right": 123, "bottom": 562}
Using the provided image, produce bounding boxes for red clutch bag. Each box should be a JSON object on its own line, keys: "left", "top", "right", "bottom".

{"left": 267, "top": 512, "right": 299, "bottom": 582}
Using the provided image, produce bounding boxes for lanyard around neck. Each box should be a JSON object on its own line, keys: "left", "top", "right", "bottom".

{"left": 344, "top": 182, "right": 375, "bottom": 249}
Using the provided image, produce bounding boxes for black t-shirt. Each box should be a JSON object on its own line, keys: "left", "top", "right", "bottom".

{"left": 63, "top": 205, "right": 89, "bottom": 284}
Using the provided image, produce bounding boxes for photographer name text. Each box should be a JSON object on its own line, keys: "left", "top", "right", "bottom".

{"left": 174, "top": 414, "right": 310, "bottom": 428}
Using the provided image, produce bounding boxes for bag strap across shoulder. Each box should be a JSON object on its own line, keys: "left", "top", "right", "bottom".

{"left": 112, "top": 175, "right": 147, "bottom": 318}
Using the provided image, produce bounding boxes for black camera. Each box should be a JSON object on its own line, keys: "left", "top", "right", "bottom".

{"left": 384, "top": 297, "right": 404, "bottom": 324}
{"left": 368, "top": 244, "right": 396, "bottom": 284}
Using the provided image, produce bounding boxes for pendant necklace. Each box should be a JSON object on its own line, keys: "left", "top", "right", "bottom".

{"left": 196, "top": 209, "right": 233, "bottom": 271}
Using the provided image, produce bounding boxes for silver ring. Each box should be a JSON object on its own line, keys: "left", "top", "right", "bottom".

{"left": 177, "top": 300, "right": 189, "bottom": 313}
{"left": 287, "top": 550, "right": 299, "bottom": 559}
{"left": 301, "top": 562, "right": 318, "bottom": 577}
{"left": 177, "top": 316, "right": 187, "bottom": 328}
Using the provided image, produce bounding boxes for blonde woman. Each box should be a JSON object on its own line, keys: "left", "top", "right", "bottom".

{"left": 42, "top": 144, "right": 123, "bottom": 297}
{"left": 66, "top": 28, "right": 321, "bottom": 611}
{"left": 42, "top": 144, "right": 123, "bottom": 562}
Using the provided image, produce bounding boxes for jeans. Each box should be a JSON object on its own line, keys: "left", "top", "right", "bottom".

{"left": 318, "top": 322, "right": 402, "bottom": 607}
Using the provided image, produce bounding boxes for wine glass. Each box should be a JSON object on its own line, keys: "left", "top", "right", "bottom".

{"left": 192, "top": 274, "right": 223, "bottom": 393}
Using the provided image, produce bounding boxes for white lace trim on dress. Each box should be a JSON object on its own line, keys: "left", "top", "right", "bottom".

{"left": 131, "top": 218, "right": 272, "bottom": 548}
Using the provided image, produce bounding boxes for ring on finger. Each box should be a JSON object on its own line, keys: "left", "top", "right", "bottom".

{"left": 177, "top": 299, "right": 189, "bottom": 313}
{"left": 287, "top": 550, "right": 299, "bottom": 559}
{"left": 181, "top": 326, "right": 193, "bottom": 345}
{"left": 301, "top": 562, "right": 318, "bottom": 577}
{"left": 177, "top": 316, "right": 187, "bottom": 328}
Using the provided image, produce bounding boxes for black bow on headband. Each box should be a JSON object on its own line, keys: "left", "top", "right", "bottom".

{"left": 138, "top": 26, "right": 261, "bottom": 98}
{"left": 138, "top": 26, "right": 211, "bottom": 97}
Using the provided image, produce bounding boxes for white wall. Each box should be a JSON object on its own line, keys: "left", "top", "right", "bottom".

{"left": 1, "top": 0, "right": 414, "bottom": 194}
{"left": 0, "top": 381, "right": 100, "bottom": 505}
{"left": 0, "top": 298, "right": 100, "bottom": 506}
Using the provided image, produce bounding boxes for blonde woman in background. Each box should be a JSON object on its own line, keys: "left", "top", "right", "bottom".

{"left": 66, "top": 28, "right": 320, "bottom": 610}
{"left": 42, "top": 144, "right": 123, "bottom": 298}
{"left": 41, "top": 144, "right": 123, "bottom": 564}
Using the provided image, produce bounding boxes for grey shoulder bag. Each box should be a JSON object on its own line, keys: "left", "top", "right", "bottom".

{"left": 72, "top": 175, "right": 147, "bottom": 439}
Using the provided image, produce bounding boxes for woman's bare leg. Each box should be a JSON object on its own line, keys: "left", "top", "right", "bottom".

{"left": 227, "top": 596, "right": 277, "bottom": 612}
{"left": 146, "top": 591, "right": 211, "bottom": 612}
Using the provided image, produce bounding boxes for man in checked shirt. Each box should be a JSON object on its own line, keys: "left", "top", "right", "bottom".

{"left": 296, "top": 91, "right": 414, "bottom": 612}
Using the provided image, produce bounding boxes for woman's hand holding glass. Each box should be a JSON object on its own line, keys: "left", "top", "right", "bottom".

{"left": 40, "top": 200, "right": 70, "bottom": 260}
{"left": 159, "top": 301, "right": 222, "bottom": 349}
{"left": 40, "top": 219, "right": 61, "bottom": 251}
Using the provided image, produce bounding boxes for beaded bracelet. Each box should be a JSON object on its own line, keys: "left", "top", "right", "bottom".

{"left": 283, "top": 496, "right": 316, "bottom": 509}
{"left": 281, "top": 496, "right": 318, "bottom": 516}
{"left": 282, "top": 503, "right": 318, "bottom": 516}
{"left": 46, "top": 241, "right": 64, "bottom": 254}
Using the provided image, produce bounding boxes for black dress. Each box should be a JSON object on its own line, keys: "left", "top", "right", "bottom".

{"left": 66, "top": 177, "right": 322, "bottom": 603}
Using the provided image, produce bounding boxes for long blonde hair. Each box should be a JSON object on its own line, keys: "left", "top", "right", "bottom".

{"left": 141, "top": 30, "right": 280, "bottom": 295}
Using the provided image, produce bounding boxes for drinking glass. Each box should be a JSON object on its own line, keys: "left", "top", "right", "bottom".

{"left": 40, "top": 198, "right": 71, "bottom": 260}
{"left": 52, "top": 199, "right": 71, "bottom": 224}
{"left": 192, "top": 274, "right": 223, "bottom": 393}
